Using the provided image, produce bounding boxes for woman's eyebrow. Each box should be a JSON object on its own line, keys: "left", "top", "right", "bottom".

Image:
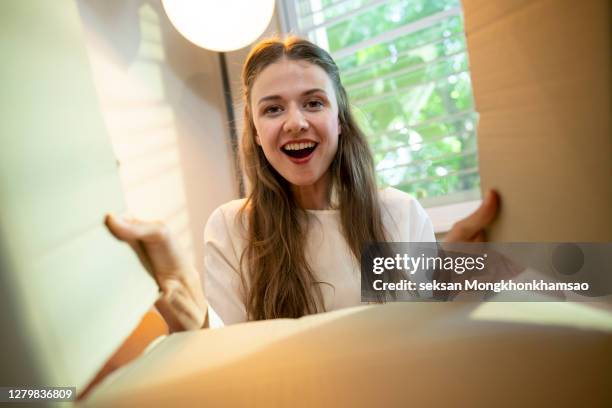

{"left": 257, "top": 95, "right": 282, "bottom": 105}
{"left": 302, "top": 88, "right": 327, "bottom": 96}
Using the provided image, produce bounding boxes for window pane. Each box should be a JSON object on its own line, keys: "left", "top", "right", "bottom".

{"left": 289, "top": 0, "right": 480, "bottom": 207}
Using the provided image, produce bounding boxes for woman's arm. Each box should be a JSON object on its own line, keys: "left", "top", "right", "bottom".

{"left": 105, "top": 214, "right": 208, "bottom": 332}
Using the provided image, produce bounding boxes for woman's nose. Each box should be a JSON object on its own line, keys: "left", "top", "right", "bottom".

{"left": 283, "top": 106, "right": 309, "bottom": 133}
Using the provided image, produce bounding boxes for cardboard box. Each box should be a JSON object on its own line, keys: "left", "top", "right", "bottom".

{"left": 463, "top": 0, "right": 612, "bottom": 241}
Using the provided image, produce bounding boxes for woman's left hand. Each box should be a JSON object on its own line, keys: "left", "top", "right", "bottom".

{"left": 444, "top": 190, "right": 500, "bottom": 242}
{"left": 105, "top": 214, "right": 208, "bottom": 332}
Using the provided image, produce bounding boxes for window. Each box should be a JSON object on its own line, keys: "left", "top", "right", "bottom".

{"left": 279, "top": 0, "right": 481, "bottom": 232}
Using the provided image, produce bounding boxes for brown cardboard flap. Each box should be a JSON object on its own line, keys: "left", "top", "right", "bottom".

{"left": 83, "top": 303, "right": 612, "bottom": 407}
{"left": 463, "top": 0, "right": 612, "bottom": 241}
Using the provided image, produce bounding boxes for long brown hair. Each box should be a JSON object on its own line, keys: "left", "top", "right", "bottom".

{"left": 239, "top": 36, "right": 388, "bottom": 320}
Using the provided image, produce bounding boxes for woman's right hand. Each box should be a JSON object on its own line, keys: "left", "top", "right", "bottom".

{"left": 444, "top": 190, "right": 500, "bottom": 242}
{"left": 105, "top": 214, "right": 208, "bottom": 332}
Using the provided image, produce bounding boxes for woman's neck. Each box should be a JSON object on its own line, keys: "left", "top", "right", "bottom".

{"left": 291, "top": 174, "right": 331, "bottom": 210}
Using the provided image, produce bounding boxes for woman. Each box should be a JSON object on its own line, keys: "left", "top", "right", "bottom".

{"left": 106, "top": 37, "right": 498, "bottom": 331}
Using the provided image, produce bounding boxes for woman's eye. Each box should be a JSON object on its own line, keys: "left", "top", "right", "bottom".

{"left": 305, "top": 100, "right": 324, "bottom": 109}
{"left": 263, "top": 106, "right": 282, "bottom": 115}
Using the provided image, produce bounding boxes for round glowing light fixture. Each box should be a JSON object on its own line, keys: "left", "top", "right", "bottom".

{"left": 161, "top": 0, "right": 275, "bottom": 52}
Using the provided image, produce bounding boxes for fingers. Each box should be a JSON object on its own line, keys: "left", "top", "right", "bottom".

{"left": 474, "top": 189, "right": 499, "bottom": 226}
{"left": 105, "top": 214, "right": 168, "bottom": 243}
{"left": 444, "top": 190, "right": 500, "bottom": 242}
{"left": 458, "top": 190, "right": 499, "bottom": 236}
{"left": 473, "top": 230, "right": 486, "bottom": 242}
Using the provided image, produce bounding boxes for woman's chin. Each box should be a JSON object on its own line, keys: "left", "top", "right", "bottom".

{"left": 278, "top": 166, "right": 329, "bottom": 189}
{"left": 287, "top": 177, "right": 318, "bottom": 187}
{"left": 283, "top": 171, "right": 323, "bottom": 188}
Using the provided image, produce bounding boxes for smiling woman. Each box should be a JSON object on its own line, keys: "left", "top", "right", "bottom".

{"left": 232, "top": 38, "right": 399, "bottom": 321}
{"left": 106, "top": 36, "right": 499, "bottom": 330}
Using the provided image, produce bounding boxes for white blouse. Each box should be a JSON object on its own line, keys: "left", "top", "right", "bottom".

{"left": 203, "top": 187, "right": 435, "bottom": 327}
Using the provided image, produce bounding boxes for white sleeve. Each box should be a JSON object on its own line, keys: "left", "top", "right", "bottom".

{"left": 380, "top": 187, "right": 436, "bottom": 242}
{"left": 412, "top": 198, "right": 435, "bottom": 243}
{"left": 203, "top": 206, "right": 248, "bottom": 326}
{"left": 378, "top": 189, "right": 435, "bottom": 299}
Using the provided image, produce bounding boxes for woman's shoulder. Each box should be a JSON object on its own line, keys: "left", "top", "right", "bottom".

{"left": 204, "top": 198, "right": 248, "bottom": 240}
{"left": 212, "top": 198, "right": 248, "bottom": 218}
{"left": 378, "top": 187, "right": 434, "bottom": 241}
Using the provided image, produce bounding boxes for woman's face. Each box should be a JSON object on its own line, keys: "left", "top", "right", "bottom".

{"left": 250, "top": 58, "right": 340, "bottom": 188}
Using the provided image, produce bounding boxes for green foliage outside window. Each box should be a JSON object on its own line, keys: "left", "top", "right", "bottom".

{"left": 297, "top": 0, "right": 480, "bottom": 206}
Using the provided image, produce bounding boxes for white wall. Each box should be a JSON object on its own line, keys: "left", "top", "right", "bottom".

{"left": 76, "top": 0, "right": 239, "bottom": 274}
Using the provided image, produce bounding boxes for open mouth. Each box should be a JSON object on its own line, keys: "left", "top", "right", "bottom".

{"left": 281, "top": 141, "right": 318, "bottom": 159}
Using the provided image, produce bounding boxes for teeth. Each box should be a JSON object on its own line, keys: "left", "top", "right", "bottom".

{"left": 283, "top": 141, "right": 316, "bottom": 151}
